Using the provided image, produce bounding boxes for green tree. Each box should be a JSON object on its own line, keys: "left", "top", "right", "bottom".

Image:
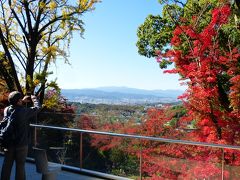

{"left": 137, "top": 0, "right": 240, "bottom": 115}
{"left": 136, "top": 0, "right": 240, "bottom": 68}
{"left": 0, "top": 0, "right": 99, "bottom": 103}
{"left": 136, "top": 4, "right": 182, "bottom": 58}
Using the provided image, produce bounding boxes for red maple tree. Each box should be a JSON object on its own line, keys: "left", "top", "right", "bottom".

{"left": 88, "top": 3, "right": 240, "bottom": 179}
{"left": 162, "top": 4, "right": 240, "bottom": 144}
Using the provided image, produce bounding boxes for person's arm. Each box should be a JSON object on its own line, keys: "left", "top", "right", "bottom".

{"left": 3, "top": 107, "right": 9, "bottom": 117}
{"left": 22, "top": 95, "right": 41, "bottom": 110}
{"left": 22, "top": 95, "right": 42, "bottom": 120}
{"left": 30, "top": 95, "right": 41, "bottom": 110}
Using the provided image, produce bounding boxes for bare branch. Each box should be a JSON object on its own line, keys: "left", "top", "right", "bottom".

{"left": 9, "top": 0, "right": 29, "bottom": 39}
{"left": 23, "top": 1, "right": 33, "bottom": 36}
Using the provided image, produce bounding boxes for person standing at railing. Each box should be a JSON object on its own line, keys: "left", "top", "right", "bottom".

{"left": 1, "top": 91, "right": 41, "bottom": 180}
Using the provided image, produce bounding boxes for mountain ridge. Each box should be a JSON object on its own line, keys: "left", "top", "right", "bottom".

{"left": 61, "top": 87, "right": 184, "bottom": 105}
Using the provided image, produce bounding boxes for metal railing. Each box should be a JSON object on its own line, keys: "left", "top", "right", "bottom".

{"left": 30, "top": 123, "right": 240, "bottom": 180}
{"left": 30, "top": 124, "right": 240, "bottom": 150}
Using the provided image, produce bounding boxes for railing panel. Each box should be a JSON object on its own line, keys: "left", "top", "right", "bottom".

{"left": 223, "top": 149, "right": 240, "bottom": 179}
{"left": 81, "top": 134, "right": 140, "bottom": 179}
{"left": 30, "top": 127, "right": 81, "bottom": 166}
{"left": 29, "top": 120, "right": 240, "bottom": 179}
{"left": 141, "top": 141, "right": 225, "bottom": 179}
{"left": 30, "top": 125, "right": 140, "bottom": 179}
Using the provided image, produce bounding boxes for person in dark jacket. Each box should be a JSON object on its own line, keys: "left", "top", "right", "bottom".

{"left": 1, "top": 91, "right": 41, "bottom": 180}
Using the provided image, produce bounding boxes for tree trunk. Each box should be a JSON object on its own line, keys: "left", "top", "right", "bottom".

{"left": 39, "top": 83, "right": 45, "bottom": 104}
{"left": 217, "top": 80, "right": 230, "bottom": 111}
{"left": 209, "top": 102, "right": 222, "bottom": 140}
{"left": 0, "top": 28, "right": 22, "bottom": 93}
{"left": 25, "top": 41, "right": 37, "bottom": 94}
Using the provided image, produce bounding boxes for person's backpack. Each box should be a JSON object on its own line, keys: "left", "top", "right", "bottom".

{"left": 0, "top": 106, "right": 16, "bottom": 148}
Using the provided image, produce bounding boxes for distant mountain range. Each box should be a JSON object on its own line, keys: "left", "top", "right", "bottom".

{"left": 61, "top": 87, "right": 184, "bottom": 105}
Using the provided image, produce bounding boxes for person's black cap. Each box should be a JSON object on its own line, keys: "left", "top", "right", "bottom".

{"left": 8, "top": 91, "right": 22, "bottom": 105}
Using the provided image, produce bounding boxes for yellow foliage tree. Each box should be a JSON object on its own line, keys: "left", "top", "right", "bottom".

{"left": 0, "top": 0, "right": 99, "bottom": 103}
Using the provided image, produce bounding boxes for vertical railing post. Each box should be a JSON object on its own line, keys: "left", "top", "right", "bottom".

{"left": 140, "top": 139, "right": 142, "bottom": 180}
{"left": 34, "top": 113, "right": 37, "bottom": 147}
{"left": 221, "top": 148, "right": 224, "bottom": 180}
{"left": 80, "top": 132, "right": 83, "bottom": 169}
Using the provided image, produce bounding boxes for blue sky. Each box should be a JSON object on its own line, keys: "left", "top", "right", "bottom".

{"left": 54, "top": 0, "right": 185, "bottom": 90}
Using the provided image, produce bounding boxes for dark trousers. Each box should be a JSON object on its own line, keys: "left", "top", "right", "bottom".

{"left": 1, "top": 146, "right": 28, "bottom": 180}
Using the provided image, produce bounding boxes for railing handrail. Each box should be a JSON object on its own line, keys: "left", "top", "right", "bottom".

{"left": 30, "top": 123, "right": 240, "bottom": 150}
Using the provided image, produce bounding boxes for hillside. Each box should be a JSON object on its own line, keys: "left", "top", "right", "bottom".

{"left": 61, "top": 87, "right": 184, "bottom": 105}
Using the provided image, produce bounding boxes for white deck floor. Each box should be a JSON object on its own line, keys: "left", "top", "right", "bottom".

{"left": 0, "top": 156, "right": 105, "bottom": 180}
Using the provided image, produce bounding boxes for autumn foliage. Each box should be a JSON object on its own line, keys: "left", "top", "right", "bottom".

{"left": 161, "top": 4, "right": 240, "bottom": 144}
{"left": 88, "top": 3, "right": 240, "bottom": 179}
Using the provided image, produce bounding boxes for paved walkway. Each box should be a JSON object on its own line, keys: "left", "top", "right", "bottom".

{"left": 0, "top": 156, "right": 104, "bottom": 180}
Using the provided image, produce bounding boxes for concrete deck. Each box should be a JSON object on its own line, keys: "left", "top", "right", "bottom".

{"left": 0, "top": 156, "right": 104, "bottom": 180}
